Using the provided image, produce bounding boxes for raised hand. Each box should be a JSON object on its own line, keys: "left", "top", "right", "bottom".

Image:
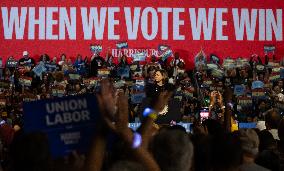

{"left": 209, "top": 91, "right": 216, "bottom": 106}
{"left": 97, "top": 79, "right": 132, "bottom": 140}
{"left": 96, "top": 79, "right": 160, "bottom": 170}
{"left": 96, "top": 79, "right": 117, "bottom": 130}
{"left": 138, "top": 91, "right": 172, "bottom": 148}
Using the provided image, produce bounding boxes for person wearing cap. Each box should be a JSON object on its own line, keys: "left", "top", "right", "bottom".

{"left": 19, "top": 51, "right": 35, "bottom": 68}
{"left": 238, "top": 129, "right": 270, "bottom": 171}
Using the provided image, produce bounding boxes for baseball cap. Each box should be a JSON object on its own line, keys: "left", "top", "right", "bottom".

{"left": 23, "top": 51, "right": 29, "bottom": 56}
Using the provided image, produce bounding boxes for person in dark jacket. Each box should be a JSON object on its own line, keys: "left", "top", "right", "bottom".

{"left": 90, "top": 53, "right": 105, "bottom": 77}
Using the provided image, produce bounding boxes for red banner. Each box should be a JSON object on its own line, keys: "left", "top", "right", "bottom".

{"left": 0, "top": 0, "right": 283, "bottom": 69}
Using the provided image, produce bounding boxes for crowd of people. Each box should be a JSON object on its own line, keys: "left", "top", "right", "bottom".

{"left": 0, "top": 49, "right": 283, "bottom": 170}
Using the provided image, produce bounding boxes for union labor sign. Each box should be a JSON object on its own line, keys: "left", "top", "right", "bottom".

{"left": 23, "top": 94, "right": 100, "bottom": 157}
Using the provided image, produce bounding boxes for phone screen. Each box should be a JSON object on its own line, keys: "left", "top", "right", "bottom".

{"left": 200, "top": 108, "right": 209, "bottom": 122}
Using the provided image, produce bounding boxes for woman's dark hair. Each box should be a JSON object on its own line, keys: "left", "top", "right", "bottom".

{"left": 39, "top": 54, "right": 50, "bottom": 62}
{"left": 154, "top": 69, "right": 168, "bottom": 84}
{"left": 76, "top": 54, "right": 82, "bottom": 60}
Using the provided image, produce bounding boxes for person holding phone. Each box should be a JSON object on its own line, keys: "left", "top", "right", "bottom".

{"left": 209, "top": 91, "right": 225, "bottom": 122}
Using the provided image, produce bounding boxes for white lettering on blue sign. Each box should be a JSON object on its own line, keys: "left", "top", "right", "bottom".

{"left": 46, "top": 98, "right": 87, "bottom": 114}
{"left": 60, "top": 132, "right": 81, "bottom": 145}
{"left": 116, "top": 42, "right": 128, "bottom": 49}
{"left": 46, "top": 110, "right": 90, "bottom": 126}
{"left": 45, "top": 98, "right": 90, "bottom": 126}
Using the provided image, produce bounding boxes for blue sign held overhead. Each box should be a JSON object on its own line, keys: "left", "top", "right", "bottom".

{"left": 132, "top": 52, "right": 147, "bottom": 61}
{"left": 210, "top": 54, "right": 220, "bottom": 64}
{"left": 23, "top": 94, "right": 100, "bottom": 157}
{"left": 116, "top": 41, "right": 128, "bottom": 49}
{"left": 264, "top": 45, "right": 275, "bottom": 52}
{"left": 158, "top": 44, "right": 172, "bottom": 61}
{"left": 161, "top": 49, "right": 173, "bottom": 61}
{"left": 33, "top": 62, "right": 47, "bottom": 77}
{"left": 234, "top": 85, "right": 245, "bottom": 96}
{"left": 158, "top": 44, "right": 170, "bottom": 52}
{"left": 90, "top": 44, "right": 102, "bottom": 53}
{"left": 252, "top": 80, "right": 264, "bottom": 89}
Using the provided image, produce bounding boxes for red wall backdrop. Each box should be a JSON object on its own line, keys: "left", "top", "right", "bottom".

{"left": 0, "top": 0, "right": 284, "bottom": 69}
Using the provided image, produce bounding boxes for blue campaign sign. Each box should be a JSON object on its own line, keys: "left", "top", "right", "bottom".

{"left": 210, "top": 54, "right": 220, "bottom": 64}
{"left": 116, "top": 41, "right": 128, "bottom": 49}
{"left": 252, "top": 80, "right": 264, "bottom": 89}
{"left": 45, "top": 63, "right": 57, "bottom": 72}
{"left": 90, "top": 44, "right": 102, "bottom": 53}
{"left": 132, "top": 52, "right": 146, "bottom": 61}
{"left": 238, "top": 122, "right": 257, "bottom": 129}
{"left": 132, "top": 84, "right": 145, "bottom": 91}
{"left": 161, "top": 49, "right": 173, "bottom": 61}
{"left": 281, "top": 68, "right": 284, "bottom": 79}
{"left": 33, "top": 62, "right": 47, "bottom": 76}
{"left": 23, "top": 94, "right": 100, "bottom": 158}
{"left": 234, "top": 85, "right": 245, "bottom": 96}
{"left": 264, "top": 45, "right": 275, "bottom": 52}
{"left": 158, "top": 44, "right": 170, "bottom": 52}
{"left": 117, "top": 67, "right": 130, "bottom": 78}
{"left": 131, "top": 93, "right": 146, "bottom": 104}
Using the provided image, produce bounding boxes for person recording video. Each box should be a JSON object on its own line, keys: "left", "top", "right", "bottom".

{"left": 209, "top": 91, "right": 225, "bottom": 122}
